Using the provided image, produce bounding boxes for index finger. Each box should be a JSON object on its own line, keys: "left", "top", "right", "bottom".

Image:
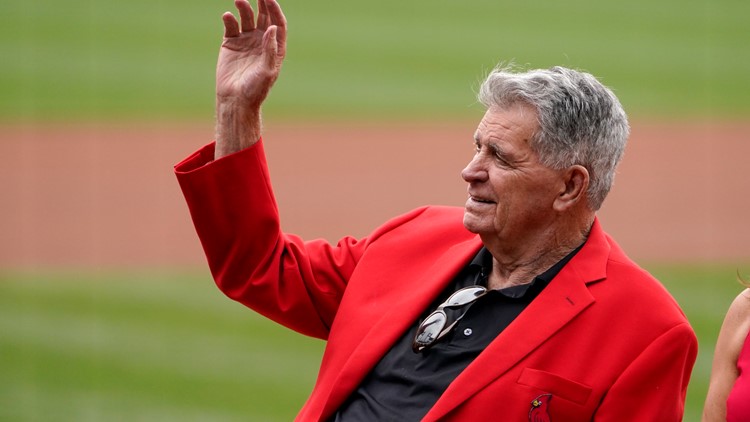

{"left": 222, "top": 12, "right": 240, "bottom": 38}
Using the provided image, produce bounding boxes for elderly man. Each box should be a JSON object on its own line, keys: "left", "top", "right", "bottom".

{"left": 175, "top": 0, "right": 698, "bottom": 420}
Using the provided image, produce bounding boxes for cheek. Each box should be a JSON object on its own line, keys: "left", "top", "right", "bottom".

{"left": 491, "top": 183, "right": 553, "bottom": 223}
{"left": 490, "top": 201, "right": 512, "bottom": 229}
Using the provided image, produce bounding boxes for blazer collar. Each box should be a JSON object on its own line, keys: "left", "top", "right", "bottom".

{"left": 423, "top": 218, "right": 611, "bottom": 421}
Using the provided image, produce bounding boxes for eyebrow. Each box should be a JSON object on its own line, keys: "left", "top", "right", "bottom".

{"left": 488, "top": 142, "right": 508, "bottom": 159}
{"left": 474, "top": 134, "right": 500, "bottom": 152}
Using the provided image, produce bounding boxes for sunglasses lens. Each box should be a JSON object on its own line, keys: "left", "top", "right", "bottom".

{"left": 414, "top": 311, "right": 447, "bottom": 347}
{"left": 445, "top": 286, "right": 486, "bottom": 307}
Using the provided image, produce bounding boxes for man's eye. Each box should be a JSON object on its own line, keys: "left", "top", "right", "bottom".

{"left": 495, "top": 154, "right": 511, "bottom": 166}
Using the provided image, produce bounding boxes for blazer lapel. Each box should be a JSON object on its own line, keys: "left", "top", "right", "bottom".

{"left": 319, "top": 237, "right": 484, "bottom": 419}
{"left": 424, "top": 220, "right": 610, "bottom": 421}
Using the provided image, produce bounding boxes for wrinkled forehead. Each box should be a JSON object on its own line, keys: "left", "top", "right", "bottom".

{"left": 474, "top": 104, "right": 539, "bottom": 144}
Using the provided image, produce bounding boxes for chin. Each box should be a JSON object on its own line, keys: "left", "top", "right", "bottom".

{"left": 462, "top": 213, "right": 485, "bottom": 234}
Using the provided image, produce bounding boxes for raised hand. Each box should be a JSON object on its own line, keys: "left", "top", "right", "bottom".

{"left": 215, "top": 0, "right": 287, "bottom": 158}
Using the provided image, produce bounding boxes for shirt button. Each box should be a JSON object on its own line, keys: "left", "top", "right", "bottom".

{"left": 463, "top": 328, "right": 473, "bottom": 336}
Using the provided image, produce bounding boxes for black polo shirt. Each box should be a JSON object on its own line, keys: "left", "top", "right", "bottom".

{"left": 333, "top": 245, "right": 582, "bottom": 421}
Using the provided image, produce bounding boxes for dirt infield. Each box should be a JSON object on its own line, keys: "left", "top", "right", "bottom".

{"left": 1, "top": 119, "right": 748, "bottom": 269}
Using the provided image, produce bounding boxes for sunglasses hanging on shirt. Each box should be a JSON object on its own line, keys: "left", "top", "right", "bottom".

{"left": 412, "top": 285, "right": 488, "bottom": 352}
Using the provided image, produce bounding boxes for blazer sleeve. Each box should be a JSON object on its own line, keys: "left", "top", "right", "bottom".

{"left": 594, "top": 321, "right": 698, "bottom": 421}
{"left": 174, "top": 140, "right": 378, "bottom": 340}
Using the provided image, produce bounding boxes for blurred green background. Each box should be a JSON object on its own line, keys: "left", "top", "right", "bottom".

{"left": 1, "top": 0, "right": 749, "bottom": 420}
{"left": 1, "top": 0, "right": 748, "bottom": 122}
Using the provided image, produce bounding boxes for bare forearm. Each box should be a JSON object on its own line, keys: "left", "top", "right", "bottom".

{"left": 214, "top": 98, "right": 261, "bottom": 159}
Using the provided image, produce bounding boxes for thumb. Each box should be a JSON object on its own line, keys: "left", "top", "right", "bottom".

{"left": 262, "top": 25, "right": 279, "bottom": 69}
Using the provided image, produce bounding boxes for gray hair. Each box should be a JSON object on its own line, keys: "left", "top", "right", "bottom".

{"left": 478, "top": 65, "right": 629, "bottom": 211}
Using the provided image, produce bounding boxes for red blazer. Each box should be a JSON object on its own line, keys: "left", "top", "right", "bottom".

{"left": 176, "top": 140, "right": 697, "bottom": 421}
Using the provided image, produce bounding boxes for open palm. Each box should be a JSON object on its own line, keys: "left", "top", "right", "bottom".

{"left": 216, "top": 0, "right": 287, "bottom": 108}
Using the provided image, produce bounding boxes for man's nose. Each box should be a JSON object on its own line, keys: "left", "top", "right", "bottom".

{"left": 461, "top": 155, "right": 488, "bottom": 183}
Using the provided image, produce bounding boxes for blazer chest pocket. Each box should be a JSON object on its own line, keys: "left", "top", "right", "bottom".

{"left": 517, "top": 368, "right": 592, "bottom": 405}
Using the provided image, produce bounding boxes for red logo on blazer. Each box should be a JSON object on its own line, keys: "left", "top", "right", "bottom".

{"left": 528, "top": 394, "right": 552, "bottom": 422}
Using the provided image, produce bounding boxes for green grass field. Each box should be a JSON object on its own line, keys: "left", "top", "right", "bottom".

{"left": 0, "top": 266, "right": 745, "bottom": 421}
{"left": 0, "top": 270, "right": 324, "bottom": 421}
{"left": 1, "top": 0, "right": 749, "bottom": 121}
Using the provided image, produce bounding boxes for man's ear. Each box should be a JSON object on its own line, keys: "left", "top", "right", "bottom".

{"left": 553, "top": 165, "right": 589, "bottom": 211}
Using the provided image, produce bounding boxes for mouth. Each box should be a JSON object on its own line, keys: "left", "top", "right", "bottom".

{"left": 468, "top": 195, "right": 495, "bottom": 205}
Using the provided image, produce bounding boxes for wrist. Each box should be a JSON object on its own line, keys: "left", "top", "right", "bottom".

{"left": 214, "top": 98, "right": 262, "bottom": 159}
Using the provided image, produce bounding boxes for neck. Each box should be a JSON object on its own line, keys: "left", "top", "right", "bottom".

{"left": 483, "top": 215, "right": 593, "bottom": 290}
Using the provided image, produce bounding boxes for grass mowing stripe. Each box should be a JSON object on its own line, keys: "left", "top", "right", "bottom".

{"left": 0, "top": 300, "right": 321, "bottom": 384}
{"left": 1, "top": 343, "right": 292, "bottom": 421}
{"left": 0, "top": 338, "right": 312, "bottom": 416}
{"left": 0, "top": 272, "right": 325, "bottom": 352}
